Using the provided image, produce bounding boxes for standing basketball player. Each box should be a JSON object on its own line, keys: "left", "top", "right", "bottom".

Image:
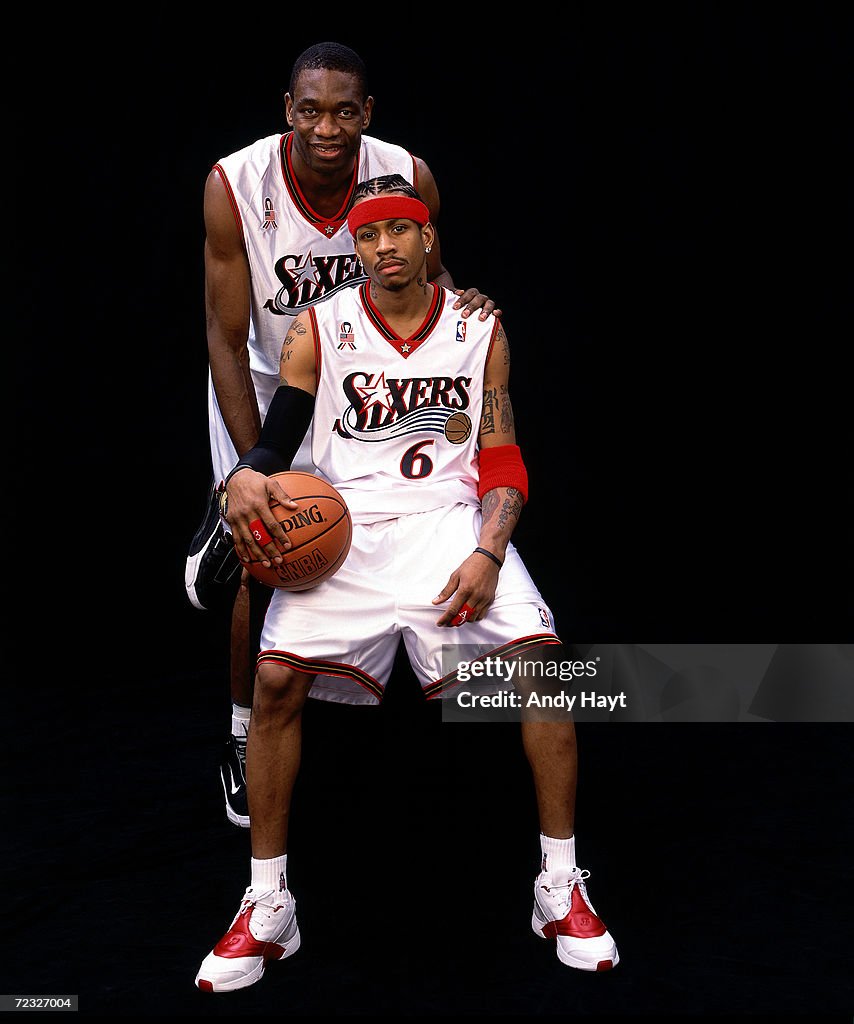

{"left": 183, "top": 42, "right": 500, "bottom": 829}
{"left": 194, "top": 177, "right": 619, "bottom": 991}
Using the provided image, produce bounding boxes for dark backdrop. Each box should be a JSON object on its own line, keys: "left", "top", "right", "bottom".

{"left": 8, "top": 9, "right": 852, "bottom": 1018}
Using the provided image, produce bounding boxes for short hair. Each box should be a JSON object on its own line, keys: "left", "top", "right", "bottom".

{"left": 289, "top": 42, "right": 369, "bottom": 101}
{"left": 351, "top": 174, "right": 422, "bottom": 205}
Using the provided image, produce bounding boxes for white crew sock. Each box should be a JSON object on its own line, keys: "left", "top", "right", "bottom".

{"left": 232, "top": 702, "right": 251, "bottom": 741}
{"left": 250, "top": 855, "right": 288, "bottom": 894}
{"left": 540, "top": 832, "right": 576, "bottom": 874}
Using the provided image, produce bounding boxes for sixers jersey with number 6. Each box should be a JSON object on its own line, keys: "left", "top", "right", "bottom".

{"left": 215, "top": 133, "right": 417, "bottom": 379}
{"left": 306, "top": 283, "right": 498, "bottom": 524}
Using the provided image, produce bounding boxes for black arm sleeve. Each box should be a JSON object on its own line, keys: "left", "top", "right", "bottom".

{"left": 225, "top": 385, "right": 316, "bottom": 481}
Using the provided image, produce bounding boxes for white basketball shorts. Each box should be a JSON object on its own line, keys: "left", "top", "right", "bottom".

{"left": 257, "top": 502, "right": 560, "bottom": 705}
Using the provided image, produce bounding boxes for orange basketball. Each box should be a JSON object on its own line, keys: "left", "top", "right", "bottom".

{"left": 245, "top": 472, "right": 352, "bottom": 591}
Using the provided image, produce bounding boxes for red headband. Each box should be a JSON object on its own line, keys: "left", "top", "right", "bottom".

{"left": 347, "top": 196, "right": 430, "bottom": 237}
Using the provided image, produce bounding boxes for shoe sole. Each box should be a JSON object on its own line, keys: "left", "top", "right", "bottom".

{"left": 185, "top": 539, "right": 216, "bottom": 611}
{"left": 532, "top": 912, "right": 619, "bottom": 972}
{"left": 219, "top": 767, "right": 250, "bottom": 828}
{"left": 195, "top": 927, "right": 301, "bottom": 992}
{"left": 225, "top": 804, "right": 250, "bottom": 829}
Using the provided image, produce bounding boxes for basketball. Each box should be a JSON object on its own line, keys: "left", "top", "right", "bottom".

{"left": 444, "top": 411, "right": 472, "bottom": 444}
{"left": 245, "top": 472, "right": 352, "bottom": 591}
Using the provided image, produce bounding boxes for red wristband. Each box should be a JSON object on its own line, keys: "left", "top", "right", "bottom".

{"left": 477, "top": 444, "right": 529, "bottom": 503}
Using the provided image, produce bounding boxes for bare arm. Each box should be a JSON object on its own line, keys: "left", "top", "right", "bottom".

{"left": 433, "top": 321, "right": 520, "bottom": 625}
{"left": 223, "top": 313, "right": 319, "bottom": 567}
{"left": 414, "top": 155, "right": 502, "bottom": 320}
{"left": 204, "top": 167, "right": 261, "bottom": 457}
{"left": 474, "top": 321, "right": 522, "bottom": 563}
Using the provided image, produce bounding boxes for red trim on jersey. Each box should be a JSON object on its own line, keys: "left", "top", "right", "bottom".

{"left": 257, "top": 648, "right": 385, "bottom": 702}
{"left": 306, "top": 305, "right": 322, "bottom": 385}
{"left": 281, "top": 133, "right": 358, "bottom": 238}
{"left": 484, "top": 317, "right": 501, "bottom": 366}
{"left": 213, "top": 163, "right": 245, "bottom": 248}
{"left": 423, "top": 633, "right": 561, "bottom": 699}
{"left": 359, "top": 281, "right": 444, "bottom": 358}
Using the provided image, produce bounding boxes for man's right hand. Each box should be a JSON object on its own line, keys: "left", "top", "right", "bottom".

{"left": 223, "top": 468, "right": 299, "bottom": 568}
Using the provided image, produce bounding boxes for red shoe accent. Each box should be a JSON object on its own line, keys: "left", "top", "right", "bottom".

{"left": 212, "top": 904, "right": 287, "bottom": 960}
{"left": 596, "top": 960, "right": 614, "bottom": 971}
{"left": 198, "top": 980, "right": 214, "bottom": 992}
{"left": 542, "top": 886, "right": 607, "bottom": 939}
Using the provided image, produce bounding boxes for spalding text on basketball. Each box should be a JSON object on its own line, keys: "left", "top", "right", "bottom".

{"left": 277, "top": 504, "right": 326, "bottom": 532}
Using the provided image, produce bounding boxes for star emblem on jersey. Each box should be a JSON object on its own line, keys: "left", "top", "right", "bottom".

{"left": 287, "top": 252, "right": 322, "bottom": 290}
{"left": 354, "top": 372, "right": 395, "bottom": 416}
{"left": 324, "top": 224, "right": 335, "bottom": 236}
{"left": 400, "top": 343, "right": 412, "bottom": 353}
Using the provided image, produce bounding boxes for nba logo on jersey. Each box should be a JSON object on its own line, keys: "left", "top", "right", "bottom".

{"left": 338, "top": 321, "right": 356, "bottom": 350}
{"left": 456, "top": 320, "right": 467, "bottom": 343}
{"left": 538, "top": 607, "right": 551, "bottom": 629}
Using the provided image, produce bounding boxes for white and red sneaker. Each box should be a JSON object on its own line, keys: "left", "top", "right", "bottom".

{"left": 195, "top": 886, "right": 300, "bottom": 992}
{"left": 532, "top": 866, "right": 619, "bottom": 971}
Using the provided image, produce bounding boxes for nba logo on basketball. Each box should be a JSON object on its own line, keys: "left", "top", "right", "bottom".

{"left": 456, "top": 320, "right": 466, "bottom": 343}
{"left": 338, "top": 321, "right": 356, "bottom": 350}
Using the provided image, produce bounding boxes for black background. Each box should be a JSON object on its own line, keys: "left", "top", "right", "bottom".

{"left": 8, "top": 9, "right": 852, "bottom": 1018}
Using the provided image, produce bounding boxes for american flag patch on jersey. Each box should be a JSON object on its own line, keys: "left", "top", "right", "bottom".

{"left": 338, "top": 321, "right": 356, "bottom": 349}
{"left": 262, "top": 197, "right": 277, "bottom": 229}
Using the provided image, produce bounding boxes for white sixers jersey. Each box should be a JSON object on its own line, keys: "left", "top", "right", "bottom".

{"left": 307, "top": 284, "right": 498, "bottom": 524}
{"left": 215, "top": 133, "right": 417, "bottom": 380}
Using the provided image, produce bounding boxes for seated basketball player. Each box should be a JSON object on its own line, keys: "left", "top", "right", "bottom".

{"left": 195, "top": 175, "right": 620, "bottom": 992}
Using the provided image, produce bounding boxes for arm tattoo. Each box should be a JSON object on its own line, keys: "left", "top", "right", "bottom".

{"left": 499, "top": 385, "right": 514, "bottom": 434}
{"left": 279, "top": 321, "right": 306, "bottom": 379}
{"left": 481, "top": 386, "right": 498, "bottom": 436}
{"left": 481, "top": 490, "right": 500, "bottom": 521}
{"left": 497, "top": 488, "right": 523, "bottom": 532}
{"left": 497, "top": 324, "right": 510, "bottom": 365}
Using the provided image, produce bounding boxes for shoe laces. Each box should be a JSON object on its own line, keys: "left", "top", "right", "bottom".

{"left": 234, "top": 734, "right": 247, "bottom": 769}
{"left": 545, "top": 867, "right": 593, "bottom": 914}
{"left": 240, "top": 887, "right": 281, "bottom": 919}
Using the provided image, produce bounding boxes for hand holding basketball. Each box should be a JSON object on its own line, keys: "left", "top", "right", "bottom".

{"left": 244, "top": 472, "right": 352, "bottom": 591}
{"left": 223, "top": 468, "right": 299, "bottom": 568}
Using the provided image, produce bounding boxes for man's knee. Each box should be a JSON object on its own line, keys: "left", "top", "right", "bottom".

{"left": 254, "top": 664, "right": 312, "bottom": 717}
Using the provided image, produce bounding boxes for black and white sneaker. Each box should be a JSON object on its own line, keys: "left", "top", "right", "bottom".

{"left": 185, "top": 479, "right": 242, "bottom": 611}
{"left": 219, "top": 735, "right": 250, "bottom": 828}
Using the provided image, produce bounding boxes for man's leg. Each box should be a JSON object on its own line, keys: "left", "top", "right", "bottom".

{"left": 517, "top": 664, "right": 619, "bottom": 972}
{"left": 520, "top": 716, "right": 577, "bottom": 838}
{"left": 196, "top": 664, "right": 314, "bottom": 993}
{"left": 230, "top": 579, "right": 253, "bottom": 708}
{"left": 221, "top": 576, "right": 273, "bottom": 828}
{"left": 246, "top": 663, "right": 314, "bottom": 856}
